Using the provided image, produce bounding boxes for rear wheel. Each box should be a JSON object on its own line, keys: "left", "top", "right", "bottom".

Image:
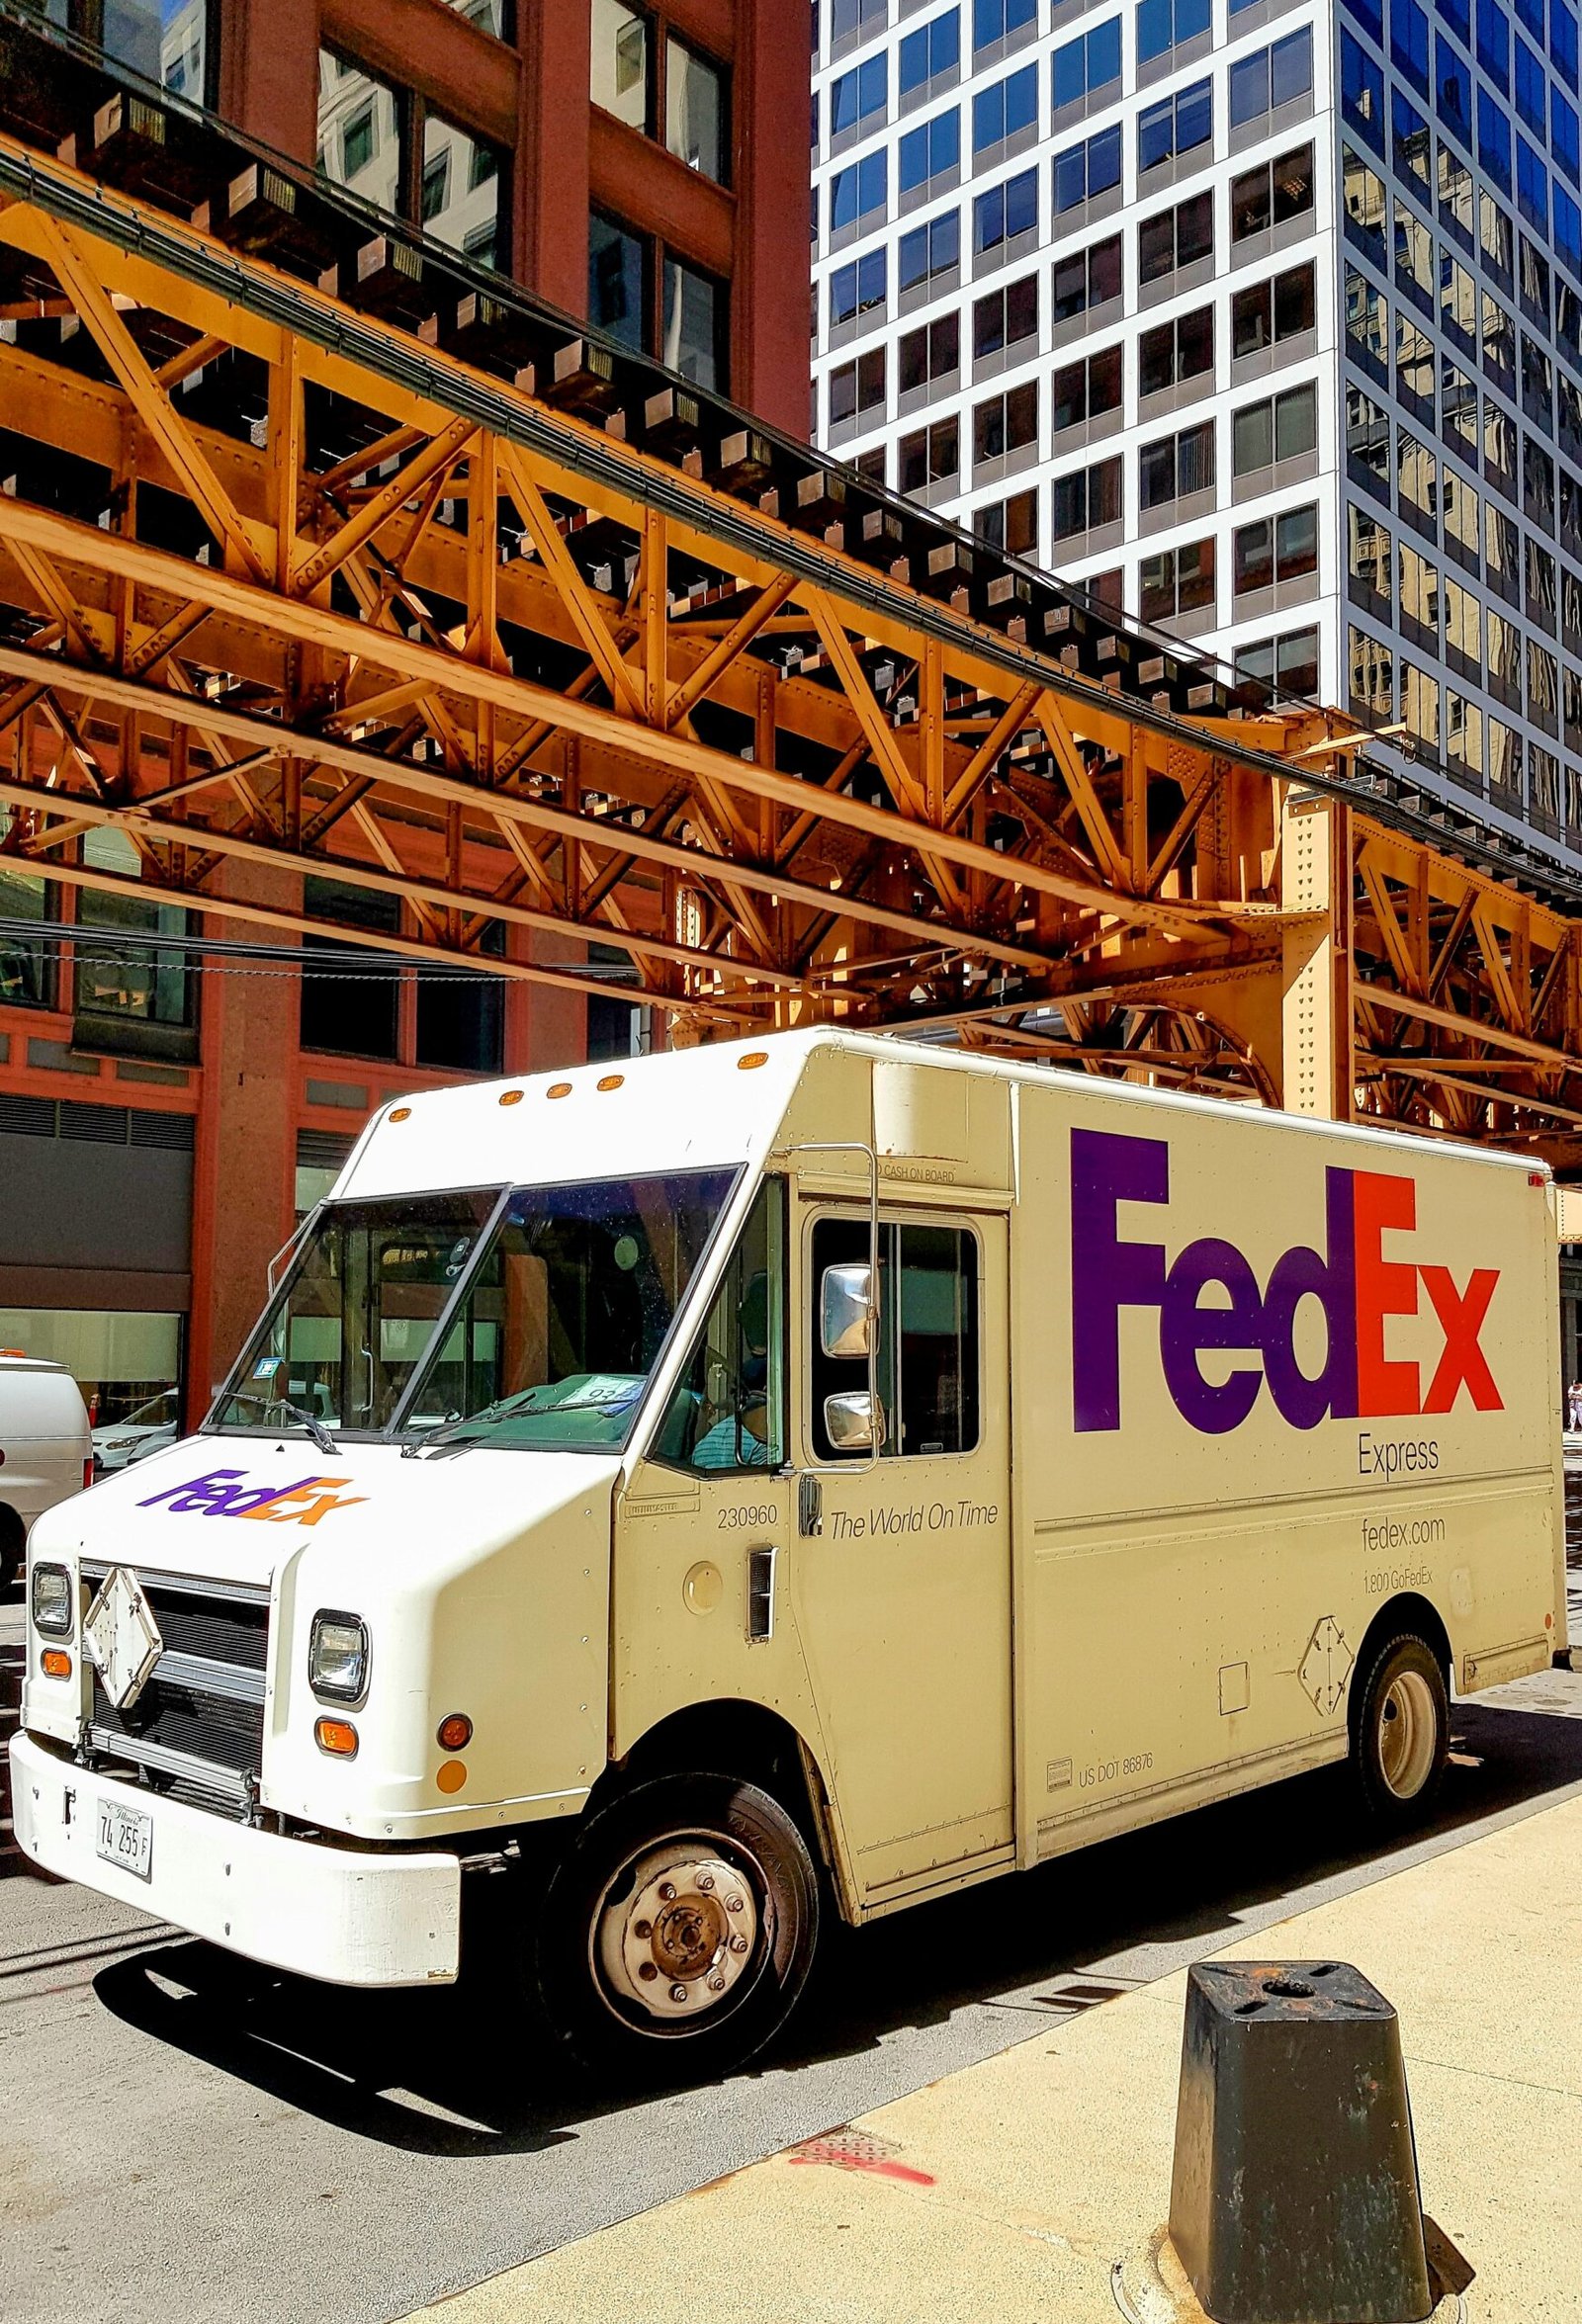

{"left": 1351, "top": 1633, "right": 1450, "bottom": 1825}
{"left": 534, "top": 1770, "right": 820, "bottom": 2079}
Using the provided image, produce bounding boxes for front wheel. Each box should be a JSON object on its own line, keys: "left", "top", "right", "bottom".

{"left": 534, "top": 1771, "right": 820, "bottom": 2079}
{"left": 1350, "top": 1633, "right": 1450, "bottom": 1825}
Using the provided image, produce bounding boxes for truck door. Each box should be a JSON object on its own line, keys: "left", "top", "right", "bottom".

{"left": 794, "top": 1204, "right": 1012, "bottom": 1902}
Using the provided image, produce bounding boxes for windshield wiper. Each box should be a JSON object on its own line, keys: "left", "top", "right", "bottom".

{"left": 282, "top": 1402, "right": 339, "bottom": 1456}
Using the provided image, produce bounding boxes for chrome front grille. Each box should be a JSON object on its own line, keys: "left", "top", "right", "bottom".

{"left": 81, "top": 1565, "right": 269, "bottom": 1815}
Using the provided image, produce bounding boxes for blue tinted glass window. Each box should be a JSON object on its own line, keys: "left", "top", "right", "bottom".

{"left": 1555, "top": 177, "right": 1582, "bottom": 266}
{"left": 1004, "top": 164, "right": 1036, "bottom": 234}
{"left": 832, "top": 55, "right": 887, "bottom": 133}
{"left": 830, "top": 261, "right": 857, "bottom": 322}
{"left": 1516, "top": 36, "right": 1547, "bottom": 132}
{"left": 1137, "top": 0, "right": 1172, "bottom": 58}
{"left": 1181, "top": 0, "right": 1211, "bottom": 34}
{"left": 1438, "top": 0, "right": 1470, "bottom": 38}
{"left": 1053, "top": 143, "right": 1086, "bottom": 208}
{"left": 898, "top": 208, "right": 958, "bottom": 286}
{"left": 900, "top": 10, "right": 959, "bottom": 92}
{"left": 830, "top": 155, "right": 886, "bottom": 232}
{"left": 1436, "top": 35, "right": 1473, "bottom": 139}
{"left": 1274, "top": 26, "right": 1314, "bottom": 99}
{"left": 974, "top": 64, "right": 1034, "bottom": 144}
{"left": 1053, "top": 32, "right": 1086, "bottom": 104}
{"left": 973, "top": 0, "right": 1035, "bottom": 43}
{"left": 1177, "top": 74, "right": 1212, "bottom": 149}
{"left": 1479, "top": 83, "right": 1514, "bottom": 181}
{"left": 1343, "top": 28, "right": 1387, "bottom": 145}
{"left": 1138, "top": 90, "right": 1173, "bottom": 165}
{"left": 1091, "top": 19, "right": 1122, "bottom": 87}
{"left": 900, "top": 23, "right": 929, "bottom": 91}
{"left": 1478, "top": 0, "right": 1512, "bottom": 83}
{"left": 1394, "top": 84, "right": 1432, "bottom": 180}
{"left": 1554, "top": 0, "right": 1580, "bottom": 79}
{"left": 1392, "top": 0, "right": 1432, "bottom": 84}
{"left": 1348, "top": 0, "right": 1385, "bottom": 39}
{"left": 1556, "top": 87, "right": 1582, "bottom": 175}
{"left": 1517, "top": 0, "right": 1543, "bottom": 36}
{"left": 1089, "top": 122, "right": 1121, "bottom": 190}
{"left": 1519, "top": 128, "right": 1549, "bottom": 218}
{"left": 1230, "top": 48, "right": 1269, "bottom": 121}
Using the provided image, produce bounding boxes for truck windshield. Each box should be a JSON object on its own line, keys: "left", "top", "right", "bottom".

{"left": 214, "top": 1189, "right": 503, "bottom": 1434}
{"left": 399, "top": 1168, "right": 739, "bottom": 1452}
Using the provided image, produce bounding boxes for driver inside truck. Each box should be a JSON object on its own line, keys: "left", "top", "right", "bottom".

{"left": 690, "top": 1269, "right": 771, "bottom": 1470}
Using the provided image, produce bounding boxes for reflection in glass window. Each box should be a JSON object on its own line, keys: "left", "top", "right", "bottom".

{"left": 317, "top": 52, "right": 402, "bottom": 215}
{"left": 422, "top": 112, "right": 501, "bottom": 268}
{"left": 667, "top": 37, "right": 726, "bottom": 180}
{"left": 809, "top": 1216, "right": 981, "bottom": 1462}
{"left": 0, "top": 827, "right": 50, "bottom": 1008}
{"left": 3, "top": 1309, "right": 183, "bottom": 1435}
{"left": 659, "top": 1182, "right": 785, "bottom": 1473}
{"left": 1347, "top": 264, "right": 1388, "bottom": 367}
{"left": 75, "top": 827, "right": 193, "bottom": 1047}
{"left": 661, "top": 254, "right": 726, "bottom": 389}
{"left": 591, "top": 0, "right": 650, "bottom": 129}
{"left": 1350, "top": 625, "right": 1395, "bottom": 716}
{"left": 589, "top": 213, "right": 647, "bottom": 350}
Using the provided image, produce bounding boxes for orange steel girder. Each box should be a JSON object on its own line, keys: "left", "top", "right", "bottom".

{"left": 1, "top": 145, "right": 1581, "bottom": 1161}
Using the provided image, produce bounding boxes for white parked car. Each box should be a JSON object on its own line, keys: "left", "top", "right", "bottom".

{"left": 92, "top": 1390, "right": 180, "bottom": 1478}
{"left": 0, "top": 1354, "right": 91, "bottom": 1592}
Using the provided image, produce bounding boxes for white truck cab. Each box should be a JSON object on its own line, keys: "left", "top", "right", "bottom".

{"left": 0, "top": 1354, "right": 90, "bottom": 1592}
{"left": 12, "top": 1032, "right": 1564, "bottom": 2072}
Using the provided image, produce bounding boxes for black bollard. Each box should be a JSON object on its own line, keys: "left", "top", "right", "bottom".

{"left": 1168, "top": 1960, "right": 1433, "bottom": 2324}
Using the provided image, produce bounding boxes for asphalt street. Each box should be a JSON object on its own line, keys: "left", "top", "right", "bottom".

{"left": 4, "top": 1567, "right": 1582, "bottom": 2324}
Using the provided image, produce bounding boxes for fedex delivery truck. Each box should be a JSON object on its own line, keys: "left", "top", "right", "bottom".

{"left": 12, "top": 1032, "right": 1565, "bottom": 2071}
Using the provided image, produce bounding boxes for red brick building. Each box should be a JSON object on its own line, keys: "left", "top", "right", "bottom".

{"left": 0, "top": 0, "right": 811, "bottom": 1431}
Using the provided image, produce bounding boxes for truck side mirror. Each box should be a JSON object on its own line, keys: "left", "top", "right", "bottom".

{"left": 821, "top": 1262, "right": 873, "bottom": 1359}
{"left": 824, "top": 1389, "right": 884, "bottom": 1453}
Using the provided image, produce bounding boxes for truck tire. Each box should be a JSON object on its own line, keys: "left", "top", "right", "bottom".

{"left": 534, "top": 1770, "right": 820, "bottom": 2079}
{"left": 1350, "top": 1632, "right": 1450, "bottom": 1825}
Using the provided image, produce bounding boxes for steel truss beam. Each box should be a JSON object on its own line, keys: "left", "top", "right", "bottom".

{"left": 1, "top": 131, "right": 1582, "bottom": 1160}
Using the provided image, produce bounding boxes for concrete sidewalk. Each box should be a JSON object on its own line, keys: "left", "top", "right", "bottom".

{"left": 408, "top": 1791, "right": 1582, "bottom": 2324}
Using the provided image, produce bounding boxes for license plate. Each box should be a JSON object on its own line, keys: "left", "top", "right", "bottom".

{"left": 96, "top": 1799, "right": 153, "bottom": 1883}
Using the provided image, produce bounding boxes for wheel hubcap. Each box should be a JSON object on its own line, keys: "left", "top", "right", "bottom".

{"left": 595, "top": 1842, "right": 760, "bottom": 2024}
{"left": 1378, "top": 1669, "right": 1437, "bottom": 1797}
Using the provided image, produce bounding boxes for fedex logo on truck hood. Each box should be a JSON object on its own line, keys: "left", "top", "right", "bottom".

{"left": 1072, "top": 1129, "right": 1503, "bottom": 1436}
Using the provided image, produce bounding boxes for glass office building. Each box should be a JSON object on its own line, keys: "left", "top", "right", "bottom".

{"left": 811, "top": 0, "right": 1582, "bottom": 862}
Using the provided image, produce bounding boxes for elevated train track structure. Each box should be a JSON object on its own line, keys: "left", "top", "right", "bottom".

{"left": 5, "top": 18, "right": 1582, "bottom": 1160}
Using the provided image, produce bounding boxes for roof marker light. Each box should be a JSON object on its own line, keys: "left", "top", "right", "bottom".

{"left": 498, "top": 1088, "right": 524, "bottom": 1107}
{"left": 547, "top": 1081, "right": 572, "bottom": 1100}
{"left": 738, "top": 1051, "right": 769, "bottom": 1071}
{"left": 596, "top": 1074, "right": 625, "bottom": 1091}
{"left": 389, "top": 1107, "right": 411, "bottom": 1123}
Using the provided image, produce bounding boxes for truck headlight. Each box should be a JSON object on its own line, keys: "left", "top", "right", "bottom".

{"left": 308, "top": 1610, "right": 369, "bottom": 1703}
{"left": 31, "top": 1563, "right": 73, "bottom": 1637}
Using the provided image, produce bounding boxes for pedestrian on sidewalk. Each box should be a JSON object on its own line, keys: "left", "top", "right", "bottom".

{"left": 1568, "top": 1380, "right": 1582, "bottom": 1432}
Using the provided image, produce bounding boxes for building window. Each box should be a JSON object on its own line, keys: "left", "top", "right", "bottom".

{"left": 589, "top": 212, "right": 648, "bottom": 350}
{"left": 1051, "top": 234, "right": 1122, "bottom": 324}
{"left": 73, "top": 828, "right": 195, "bottom": 1065}
{"left": 1397, "top": 425, "right": 1439, "bottom": 533}
{"left": 591, "top": 0, "right": 650, "bottom": 129}
{"left": 975, "top": 63, "right": 1038, "bottom": 158}
{"left": 899, "top": 416, "right": 960, "bottom": 491}
{"left": 1235, "top": 625, "right": 1320, "bottom": 696}
{"left": 301, "top": 878, "right": 400, "bottom": 1061}
{"left": 831, "top": 0, "right": 887, "bottom": 54}
{"left": 1231, "top": 261, "right": 1316, "bottom": 361}
{"left": 1398, "top": 538, "right": 1441, "bottom": 649}
{"left": 1342, "top": 30, "right": 1386, "bottom": 151}
{"left": 1346, "top": 264, "right": 1388, "bottom": 378}
{"left": 1139, "top": 418, "right": 1215, "bottom": 511}
{"left": 0, "top": 1309, "right": 183, "bottom": 1436}
{"left": 1350, "top": 625, "right": 1395, "bottom": 719}
{"left": 1052, "top": 22, "right": 1122, "bottom": 118}
{"left": 899, "top": 106, "right": 961, "bottom": 201}
{"left": 829, "top": 345, "right": 887, "bottom": 426}
{"left": 661, "top": 253, "right": 726, "bottom": 387}
{"left": 1343, "top": 144, "right": 1388, "bottom": 247}
{"left": 1393, "top": 0, "right": 1432, "bottom": 90}
{"left": 900, "top": 7, "right": 962, "bottom": 100}
{"left": 1138, "top": 77, "right": 1212, "bottom": 177}
{"left": 1231, "top": 141, "right": 1315, "bottom": 244}
{"left": 899, "top": 206, "right": 961, "bottom": 296}
{"left": 0, "top": 833, "right": 51, "bottom": 1010}
{"left": 663, "top": 35, "right": 727, "bottom": 179}
{"left": 296, "top": 1129, "right": 355, "bottom": 1219}
{"left": 854, "top": 446, "right": 889, "bottom": 485}
{"left": 1440, "top": 138, "right": 1475, "bottom": 243}
{"left": 1137, "top": 0, "right": 1211, "bottom": 70}
{"left": 900, "top": 312, "right": 960, "bottom": 395}
{"left": 1232, "top": 381, "right": 1318, "bottom": 484}
{"left": 1348, "top": 502, "right": 1393, "bottom": 615}
{"left": 1482, "top": 189, "right": 1515, "bottom": 282}
{"left": 1050, "top": 454, "right": 1123, "bottom": 541}
{"left": 1347, "top": 385, "right": 1390, "bottom": 499}
{"left": 973, "top": 165, "right": 1038, "bottom": 255}
{"left": 830, "top": 248, "right": 887, "bottom": 330}
{"left": 1402, "top": 660, "right": 1443, "bottom": 758}
{"left": 831, "top": 149, "right": 888, "bottom": 237}
{"left": 1444, "top": 360, "right": 1479, "bottom": 467}
{"left": 973, "top": 0, "right": 1037, "bottom": 56}
{"left": 1234, "top": 503, "right": 1319, "bottom": 595}
{"left": 318, "top": 52, "right": 504, "bottom": 269}
{"left": 973, "top": 272, "right": 1038, "bottom": 363}
{"left": 1396, "top": 313, "right": 1434, "bottom": 422}
{"left": 1052, "top": 344, "right": 1124, "bottom": 436}
{"left": 1138, "top": 304, "right": 1213, "bottom": 396}
{"left": 1138, "top": 190, "right": 1213, "bottom": 287}
{"left": 832, "top": 53, "right": 888, "bottom": 141}
{"left": 1139, "top": 536, "right": 1216, "bottom": 624}
{"left": 1230, "top": 28, "right": 1314, "bottom": 138}
{"left": 973, "top": 380, "right": 1038, "bottom": 470}
{"left": 1053, "top": 124, "right": 1123, "bottom": 214}
{"left": 1445, "top": 572, "right": 1483, "bottom": 678}
{"left": 975, "top": 487, "right": 1038, "bottom": 554}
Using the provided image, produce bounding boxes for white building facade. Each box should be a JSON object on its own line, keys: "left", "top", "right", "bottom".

{"left": 810, "top": 0, "right": 1582, "bottom": 866}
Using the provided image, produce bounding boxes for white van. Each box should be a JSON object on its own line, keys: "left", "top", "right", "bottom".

{"left": 0, "top": 1355, "right": 91, "bottom": 1592}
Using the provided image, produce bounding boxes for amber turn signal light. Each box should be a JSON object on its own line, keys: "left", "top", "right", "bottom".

{"left": 314, "top": 1716, "right": 358, "bottom": 1758}
{"left": 436, "top": 1712, "right": 473, "bottom": 1752}
{"left": 436, "top": 1761, "right": 468, "bottom": 1795}
{"left": 41, "top": 1649, "right": 71, "bottom": 1679}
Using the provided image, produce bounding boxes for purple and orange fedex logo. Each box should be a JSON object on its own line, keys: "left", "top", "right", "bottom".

{"left": 1072, "top": 1129, "right": 1502, "bottom": 1437}
{"left": 137, "top": 1469, "right": 367, "bottom": 1526}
